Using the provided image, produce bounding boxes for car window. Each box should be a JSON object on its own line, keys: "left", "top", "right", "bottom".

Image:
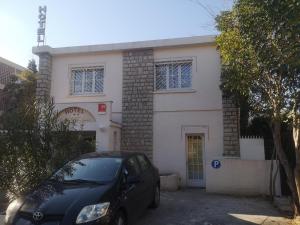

{"left": 125, "top": 157, "right": 140, "bottom": 176}
{"left": 137, "top": 155, "right": 151, "bottom": 172}
{"left": 53, "top": 157, "right": 122, "bottom": 182}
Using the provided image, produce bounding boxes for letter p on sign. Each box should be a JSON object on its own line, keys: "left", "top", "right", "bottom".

{"left": 211, "top": 160, "right": 221, "bottom": 169}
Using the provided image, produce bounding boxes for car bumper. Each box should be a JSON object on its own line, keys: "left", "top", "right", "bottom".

{"left": 8, "top": 214, "right": 113, "bottom": 225}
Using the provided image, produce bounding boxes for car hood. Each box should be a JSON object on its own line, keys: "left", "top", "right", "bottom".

{"left": 19, "top": 181, "right": 112, "bottom": 215}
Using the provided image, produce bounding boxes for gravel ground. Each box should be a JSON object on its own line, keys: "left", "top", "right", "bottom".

{"left": 0, "top": 189, "right": 297, "bottom": 225}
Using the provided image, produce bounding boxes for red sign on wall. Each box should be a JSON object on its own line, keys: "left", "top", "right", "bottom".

{"left": 98, "top": 103, "right": 107, "bottom": 113}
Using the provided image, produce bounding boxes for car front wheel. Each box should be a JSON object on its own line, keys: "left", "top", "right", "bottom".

{"left": 112, "top": 211, "right": 126, "bottom": 225}
{"left": 150, "top": 185, "right": 160, "bottom": 208}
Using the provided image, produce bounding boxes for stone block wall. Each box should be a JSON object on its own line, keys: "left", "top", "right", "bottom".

{"left": 36, "top": 53, "right": 52, "bottom": 100}
{"left": 121, "top": 49, "right": 154, "bottom": 159}
{"left": 223, "top": 95, "right": 240, "bottom": 157}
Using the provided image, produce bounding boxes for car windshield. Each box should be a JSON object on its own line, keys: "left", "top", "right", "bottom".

{"left": 52, "top": 157, "right": 122, "bottom": 183}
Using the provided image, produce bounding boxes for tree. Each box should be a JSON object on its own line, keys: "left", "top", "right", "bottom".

{"left": 27, "top": 59, "right": 38, "bottom": 74}
{"left": 216, "top": 0, "right": 300, "bottom": 216}
{"left": 0, "top": 70, "right": 94, "bottom": 199}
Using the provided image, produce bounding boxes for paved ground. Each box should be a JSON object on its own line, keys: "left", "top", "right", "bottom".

{"left": 0, "top": 214, "right": 5, "bottom": 225}
{"left": 135, "top": 189, "right": 295, "bottom": 225}
{"left": 0, "top": 189, "right": 297, "bottom": 225}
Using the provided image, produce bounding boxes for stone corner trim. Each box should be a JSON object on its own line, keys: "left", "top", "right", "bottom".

{"left": 222, "top": 95, "right": 240, "bottom": 157}
{"left": 121, "top": 49, "right": 154, "bottom": 160}
{"left": 36, "top": 53, "right": 52, "bottom": 100}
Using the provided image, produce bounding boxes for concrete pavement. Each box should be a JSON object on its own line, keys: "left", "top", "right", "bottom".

{"left": 135, "top": 189, "right": 295, "bottom": 225}
{"left": 0, "top": 189, "right": 297, "bottom": 225}
{"left": 0, "top": 215, "right": 3, "bottom": 225}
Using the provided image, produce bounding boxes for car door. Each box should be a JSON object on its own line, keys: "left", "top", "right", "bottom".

{"left": 122, "top": 156, "right": 144, "bottom": 219}
{"left": 136, "top": 154, "right": 154, "bottom": 206}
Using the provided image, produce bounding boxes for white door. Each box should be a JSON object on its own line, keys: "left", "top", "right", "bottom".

{"left": 186, "top": 135, "right": 205, "bottom": 187}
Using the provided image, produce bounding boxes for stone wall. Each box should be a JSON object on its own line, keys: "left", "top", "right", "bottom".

{"left": 36, "top": 53, "right": 52, "bottom": 100}
{"left": 121, "top": 49, "right": 154, "bottom": 159}
{"left": 222, "top": 95, "right": 240, "bottom": 157}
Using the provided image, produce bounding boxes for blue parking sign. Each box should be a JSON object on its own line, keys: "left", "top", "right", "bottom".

{"left": 211, "top": 160, "right": 221, "bottom": 169}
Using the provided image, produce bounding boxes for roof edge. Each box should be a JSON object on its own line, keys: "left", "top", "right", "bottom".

{"left": 0, "top": 57, "right": 26, "bottom": 71}
{"left": 32, "top": 35, "right": 216, "bottom": 56}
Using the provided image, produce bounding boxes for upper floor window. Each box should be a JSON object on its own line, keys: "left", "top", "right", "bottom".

{"left": 155, "top": 61, "right": 192, "bottom": 91}
{"left": 71, "top": 66, "right": 104, "bottom": 95}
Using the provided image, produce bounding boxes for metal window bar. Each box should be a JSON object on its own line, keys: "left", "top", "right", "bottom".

{"left": 155, "top": 61, "right": 192, "bottom": 91}
{"left": 71, "top": 67, "right": 104, "bottom": 95}
{"left": 94, "top": 68, "right": 104, "bottom": 93}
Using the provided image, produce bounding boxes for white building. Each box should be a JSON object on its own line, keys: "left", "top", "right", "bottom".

{"left": 0, "top": 57, "right": 26, "bottom": 88}
{"left": 0, "top": 57, "right": 26, "bottom": 112}
{"left": 33, "top": 36, "right": 280, "bottom": 195}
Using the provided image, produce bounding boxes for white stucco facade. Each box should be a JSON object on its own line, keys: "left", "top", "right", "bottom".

{"left": 152, "top": 45, "right": 222, "bottom": 187}
{"left": 50, "top": 52, "right": 123, "bottom": 123}
{"left": 33, "top": 35, "right": 280, "bottom": 196}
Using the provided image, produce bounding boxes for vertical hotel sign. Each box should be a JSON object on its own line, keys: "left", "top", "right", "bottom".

{"left": 37, "top": 6, "right": 47, "bottom": 46}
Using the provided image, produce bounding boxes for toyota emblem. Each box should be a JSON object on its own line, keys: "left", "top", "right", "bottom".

{"left": 32, "top": 211, "right": 44, "bottom": 221}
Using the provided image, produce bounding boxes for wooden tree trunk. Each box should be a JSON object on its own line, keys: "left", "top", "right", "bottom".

{"left": 295, "top": 157, "right": 300, "bottom": 216}
{"left": 293, "top": 116, "right": 300, "bottom": 216}
{"left": 272, "top": 121, "right": 300, "bottom": 217}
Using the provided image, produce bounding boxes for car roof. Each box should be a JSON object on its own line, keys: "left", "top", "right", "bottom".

{"left": 77, "top": 151, "right": 144, "bottom": 160}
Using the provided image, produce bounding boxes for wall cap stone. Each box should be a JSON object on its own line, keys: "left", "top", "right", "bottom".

{"left": 32, "top": 35, "right": 216, "bottom": 56}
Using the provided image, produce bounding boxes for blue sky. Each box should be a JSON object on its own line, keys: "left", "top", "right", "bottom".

{"left": 0, "top": 0, "right": 233, "bottom": 67}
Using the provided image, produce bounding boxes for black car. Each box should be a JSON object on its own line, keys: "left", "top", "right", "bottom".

{"left": 5, "top": 151, "right": 160, "bottom": 225}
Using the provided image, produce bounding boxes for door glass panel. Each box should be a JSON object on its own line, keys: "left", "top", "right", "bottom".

{"left": 187, "top": 135, "right": 203, "bottom": 180}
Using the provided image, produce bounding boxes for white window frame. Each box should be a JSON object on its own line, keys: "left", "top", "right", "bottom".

{"left": 70, "top": 66, "right": 104, "bottom": 96}
{"left": 154, "top": 59, "right": 194, "bottom": 92}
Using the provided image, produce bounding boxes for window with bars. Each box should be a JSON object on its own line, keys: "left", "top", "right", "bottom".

{"left": 155, "top": 61, "right": 192, "bottom": 91}
{"left": 70, "top": 67, "right": 104, "bottom": 95}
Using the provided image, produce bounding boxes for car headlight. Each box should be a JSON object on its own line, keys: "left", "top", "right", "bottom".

{"left": 76, "top": 202, "right": 110, "bottom": 224}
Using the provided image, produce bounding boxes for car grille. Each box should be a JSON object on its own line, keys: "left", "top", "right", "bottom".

{"left": 18, "top": 211, "right": 64, "bottom": 224}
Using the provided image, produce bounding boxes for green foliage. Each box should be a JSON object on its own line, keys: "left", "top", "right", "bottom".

{"left": 216, "top": 0, "right": 300, "bottom": 119}
{"left": 27, "top": 59, "right": 38, "bottom": 74}
{"left": 0, "top": 71, "right": 94, "bottom": 199}
{"left": 216, "top": 0, "right": 300, "bottom": 215}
